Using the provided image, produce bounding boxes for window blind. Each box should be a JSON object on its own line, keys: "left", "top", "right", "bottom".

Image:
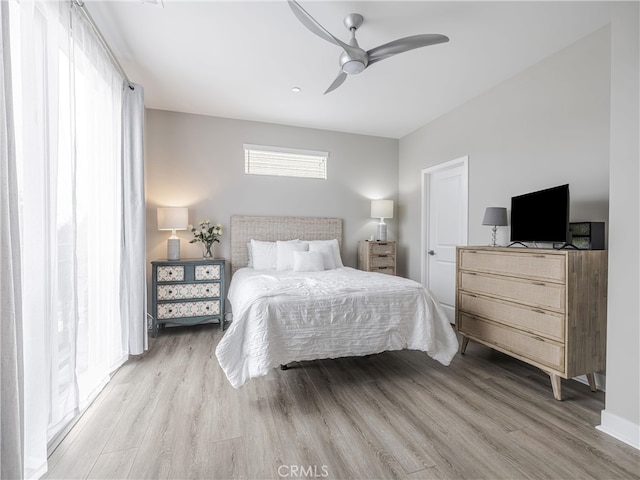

{"left": 244, "top": 144, "right": 328, "bottom": 179}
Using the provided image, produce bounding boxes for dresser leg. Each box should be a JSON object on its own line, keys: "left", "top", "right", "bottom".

{"left": 586, "top": 373, "right": 597, "bottom": 392}
{"left": 460, "top": 336, "right": 470, "bottom": 354}
{"left": 550, "top": 374, "right": 562, "bottom": 401}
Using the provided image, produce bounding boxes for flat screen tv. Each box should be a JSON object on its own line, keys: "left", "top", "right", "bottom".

{"left": 510, "top": 184, "right": 570, "bottom": 244}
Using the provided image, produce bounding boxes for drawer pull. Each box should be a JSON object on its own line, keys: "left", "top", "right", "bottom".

{"left": 168, "top": 290, "right": 173, "bottom": 294}
{"left": 168, "top": 308, "right": 173, "bottom": 313}
{"left": 206, "top": 288, "right": 210, "bottom": 293}
{"left": 169, "top": 271, "right": 173, "bottom": 276}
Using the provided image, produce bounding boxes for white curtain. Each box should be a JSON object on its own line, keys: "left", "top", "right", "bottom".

{"left": 1, "top": 1, "right": 24, "bottom": 477}
{"left": 5, "top": 0, "right": 147, "bottom": 477}
{"left": 121, "top": 83, "right": 147, "bottom": 355}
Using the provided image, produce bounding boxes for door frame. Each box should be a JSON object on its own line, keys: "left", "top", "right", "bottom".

{"left": 421, "top": 156, "right": 469, "bottom": 288}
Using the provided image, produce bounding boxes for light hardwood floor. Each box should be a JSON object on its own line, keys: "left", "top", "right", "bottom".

{"left": 45, "top": 324, "right": 639, "bottom": 480}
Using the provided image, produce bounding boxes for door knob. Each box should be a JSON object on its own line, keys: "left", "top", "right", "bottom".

{"left": 428, "top": 250, "right": 435, "bottom": 256}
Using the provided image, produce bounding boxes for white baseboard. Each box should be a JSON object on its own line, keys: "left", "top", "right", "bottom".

{"left": 597, "top": 410, "right": 640, "bottom": 450}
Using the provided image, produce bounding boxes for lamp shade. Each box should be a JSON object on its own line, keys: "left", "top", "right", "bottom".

{"left": 482, "top": 207, "right": 508, "bottom": 226}
{"left": 157, "top": 207, "right": 188, "bottom": 231}
{"left": 371, "top": 200, "right": 394, "bottom": 219}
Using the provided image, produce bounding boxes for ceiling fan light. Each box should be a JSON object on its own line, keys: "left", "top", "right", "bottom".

{"left": 342, "top": 60, "right": 365, "bottom": 75}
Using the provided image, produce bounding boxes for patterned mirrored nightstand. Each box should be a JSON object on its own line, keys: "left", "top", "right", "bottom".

{"left": 151, "top": 258, "right": 226, "bottom": 337}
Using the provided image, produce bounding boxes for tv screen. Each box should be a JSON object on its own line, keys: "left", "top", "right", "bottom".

{"left": 510, "top": 184, "right": 570, "bottom": 244}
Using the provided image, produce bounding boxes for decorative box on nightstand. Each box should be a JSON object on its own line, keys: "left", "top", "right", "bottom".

{"left": 358, "top": 240, "right": 396, "bottom": 275}
{"left": 151, "top": 258, "right": 226, "bottom": 337}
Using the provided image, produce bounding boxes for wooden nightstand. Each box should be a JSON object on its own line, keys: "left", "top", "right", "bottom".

{"left": 151, "top": 258, "right": 226, "bottom": 337}
{"left": 358, "top": 240, "right": 396, "bottom": 275}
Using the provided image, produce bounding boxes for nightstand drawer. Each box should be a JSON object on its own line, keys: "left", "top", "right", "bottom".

{"left": 370, "top": 255, "right": 395, "bottom": 268}
{"left": 157, "top": 300, "right": 221, "bottom": 320}
{"left": 459, "top": 313, "right": 565, "bottom": 372}
{"left": 156, "top": 266, "right": 185, "bottom": 282}
{"left": 370, "top": 242, "right": 395, "bottom": 255}
{"left": 157, "top": 283, "right": 220, "bottom": 300}
{"left": 373, "top": 266, "right": 395, "bottom": 275}
{"left": 195, "top": 264, "right": 221, "bottom": 280}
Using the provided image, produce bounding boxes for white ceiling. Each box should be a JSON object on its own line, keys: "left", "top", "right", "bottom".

{"left": 85, "top": 1, "right": 616, "bottom": 139}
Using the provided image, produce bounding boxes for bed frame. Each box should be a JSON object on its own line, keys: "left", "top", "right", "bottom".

{"left": 230, "top": 215, "right": 343, "bottom": 275}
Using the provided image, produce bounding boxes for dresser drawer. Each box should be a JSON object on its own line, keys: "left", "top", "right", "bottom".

{"left": 156, "top": 266, "right": 185, "bottom": 282}
{"left": 157, "top": 283, "right": 220, "bottom": 301}
{"left": 157, "top": 300, "right": 221, "bottom": 320}
{"left": 370, "top": 242, "right": 395, "bottom": 255}
{"left": 195, "top": 264, "right": 221, "bottom": 280}
{"left": 460, "top": 272, "right": 565, "bottom": 312}
{"left": 459, "top": 292, "right": 564, "bottom": 342}
{"left": 459, "top": 250, "right": 565, "bottom": 282}
{"left": 459, "top": 313, "right": 565, "bottom": 372}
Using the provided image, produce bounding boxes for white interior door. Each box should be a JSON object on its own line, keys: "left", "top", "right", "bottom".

{"left": 421, "top": 157, "right": 468, "bottom": 324}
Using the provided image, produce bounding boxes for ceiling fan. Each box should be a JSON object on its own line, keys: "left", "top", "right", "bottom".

{"left": 287, "top": 0, "right": 449, "bottom": 94}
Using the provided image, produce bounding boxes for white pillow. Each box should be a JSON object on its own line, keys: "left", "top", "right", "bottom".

{"left": 277, "top": 240, "right": 308, "bottom": 270}
{"left": 308, "top": 243, "right": 336, "bottom": 270}
{"left": 307, "top": 239, "right": 343, "bottom": 268}
{"left": 293, "top": 251, "right": 325, "bottom": 272}
{"left": 246, "top": 242, "right": 253, "bottom": 268}
{"left": 250, "top": 239, "right": 277, "bottom": 270}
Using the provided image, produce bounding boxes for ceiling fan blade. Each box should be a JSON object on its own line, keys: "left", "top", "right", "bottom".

{"left": 287, "top": 0, "right": 361, "bottom": 58}
{"left": 367, "top": 34, "right": 449, "bottom": 66}
{"left": 324, "top": 71, "right": 347, "bottom": 95}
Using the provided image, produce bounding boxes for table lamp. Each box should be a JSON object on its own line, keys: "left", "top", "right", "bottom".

{"left": 371, "top": 199, "right": 394, "bottom": 242}
{"left": 157, "top": 207, "right": 188, "bottom": 260}
{"left": 482, "top": 207, "right": 508, "bottom": 247}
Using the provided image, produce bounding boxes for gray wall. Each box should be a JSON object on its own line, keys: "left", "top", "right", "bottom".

{"left": 599, "top": 2, "right": 639, "bottom": 447}
{"left": 145, "top": 111, "right": 399, "bottom": 269}
{"left": 399, "top": 16, "right": 639, "bottom": 447}
{"left": 398, "top": 25, "right": 611, "bottom": 280}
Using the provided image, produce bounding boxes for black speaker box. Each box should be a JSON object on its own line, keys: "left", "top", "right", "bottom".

{"left": 569, "top": 222, "right": 605, "bottom": 250}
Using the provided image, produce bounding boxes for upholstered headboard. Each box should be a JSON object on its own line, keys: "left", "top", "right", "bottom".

{"left": 230, "top": 215, "right": 343, "bottom": 275}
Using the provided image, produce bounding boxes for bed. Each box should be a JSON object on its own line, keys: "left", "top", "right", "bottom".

{"left": 215, "top": 215, "right": 459, "bottom": 388}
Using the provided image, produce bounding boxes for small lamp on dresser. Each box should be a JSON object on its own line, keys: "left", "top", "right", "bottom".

{"left": 482, "top": 207, "right": 508, "bottom": 247}
{"left": 157, "top": 207, "right": 188, "bottom": 260}
{"left": 371, "top": 199, "right": 394, "bottom": 242}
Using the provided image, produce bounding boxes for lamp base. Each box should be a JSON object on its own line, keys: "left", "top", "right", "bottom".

{"left": 167, "top": 238, "right": 180, "bottom": 260}
{"left": 377, "top": 223, "right": 387, "bottom": 242}
{"left": 490, "top": 226, "right": 498, "bottom": 247}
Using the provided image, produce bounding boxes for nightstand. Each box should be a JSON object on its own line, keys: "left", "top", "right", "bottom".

{"left": 151, "top": 258, "right": 226, "bottom": 337}
{"left": 358, "top": 240, "right": 396, "bottom": 275}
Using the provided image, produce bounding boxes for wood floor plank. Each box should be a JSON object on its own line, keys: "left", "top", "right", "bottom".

{"left": 46, "top": 327, "right": 640, "bottom": 480}
{"left": 87, "top": 448, "right": 138, "bottom": 479}
{"left": 45, "top": 383, "right": 135, "bottom": 479}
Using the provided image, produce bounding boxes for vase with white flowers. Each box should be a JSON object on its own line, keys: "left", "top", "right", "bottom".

{"left": 188, "top": 220, "right": 222, "bottom": 258}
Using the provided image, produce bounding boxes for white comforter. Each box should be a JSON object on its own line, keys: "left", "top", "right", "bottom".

{"left": 215, "top": 267, "right": 459, "bottom": 388}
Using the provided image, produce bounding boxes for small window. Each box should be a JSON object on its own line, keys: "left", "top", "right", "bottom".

{"left": 244, "top": 144, "right": 328, "bottom": 179}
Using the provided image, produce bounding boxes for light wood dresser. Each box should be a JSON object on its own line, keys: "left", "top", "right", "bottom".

{"left": 358, "top": 240, "right": 396, "bottom": 275}
{"left": 455, "top": 246, "right": 607, "bottom": 400}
